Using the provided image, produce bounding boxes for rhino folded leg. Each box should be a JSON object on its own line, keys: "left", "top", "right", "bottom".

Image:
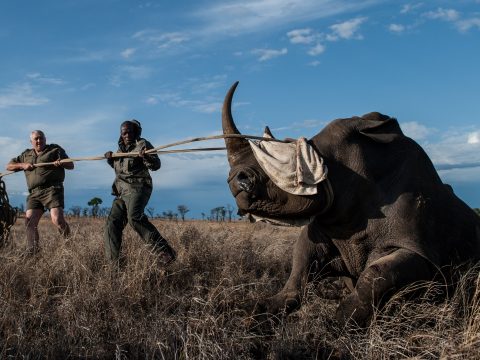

{"left": 259, "top": 227, "right": 347, "bottom": 316}
{"left": 336, "top": 248, "right": 434, "bottom": 328}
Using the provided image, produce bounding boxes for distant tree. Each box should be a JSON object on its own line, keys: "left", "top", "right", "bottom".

{"left": 201, "top": 212, "right": 206, "bottom": 221}
{"left": 162, "top": 210, "right": 174, "bottom": 221}
{"left": 88, "top": 197, "right": 103, "bottom": 217}
{"left": 474, "top": 208, "right": 480, "bottom": 217}
{"left": 70, "top": 206, "right": 82, "bottom": 217}
{"left": 226, "top": 204, "right": 234, "bottom": 221}
{"left": 177, "top": 205, "right": 189, "bottom": 221}
{"left": 82, "top": 208, "right": 89, "bottom": 217}
{"left": 210, "top": 206, "right": 226, "bottom": 221}
{"left": 210, "top": 208, "right": 218, "bottom": 221}
{"left": 98, "top": 207, "right": 110, "bottom": 217}
{"left": 218, "top": 207, "right": 226, "bottom": 221}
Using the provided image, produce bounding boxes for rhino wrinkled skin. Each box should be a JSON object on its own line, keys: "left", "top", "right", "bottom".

{"left": 222, "top": 81, "right": 480, "bottom": 327}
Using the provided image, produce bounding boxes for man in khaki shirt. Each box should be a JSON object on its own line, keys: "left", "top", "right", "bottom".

{"left": 6, "top": 130, "right": 74, "bottom": 254}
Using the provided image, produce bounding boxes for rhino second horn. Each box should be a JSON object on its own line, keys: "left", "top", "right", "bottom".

{"left": 222, "top": 81, "right": 253, "bottom": 166}
{"left": 263, "top": 126, "right": 275, "bottom": 139}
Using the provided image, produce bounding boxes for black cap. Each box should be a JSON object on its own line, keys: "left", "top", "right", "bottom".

{"left": 121, "top": 119, "right": 142, "bottom": 138}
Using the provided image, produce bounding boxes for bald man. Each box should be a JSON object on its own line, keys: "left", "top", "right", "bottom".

{"left": 7, "top": 130, "right": 74, "bottom": 254}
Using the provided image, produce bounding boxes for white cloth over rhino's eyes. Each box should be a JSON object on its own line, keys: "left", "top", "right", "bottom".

{"left": 249, "top": 134, "right": 327, "bottom": 196}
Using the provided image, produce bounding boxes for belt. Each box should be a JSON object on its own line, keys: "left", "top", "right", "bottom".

{"left": 29, "top": 183, "right": 63, "bottom": 194}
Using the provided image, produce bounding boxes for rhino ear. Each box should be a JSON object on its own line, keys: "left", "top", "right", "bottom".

{"left": 263, "top": 126, "right": 275, "bottom": 139}
{"left": 359, "top": 113, "right": 403, "bottom": 143}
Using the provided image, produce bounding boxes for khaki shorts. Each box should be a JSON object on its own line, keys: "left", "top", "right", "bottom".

{"left": 27, "top": 185, "right": 65, "bottom": 211}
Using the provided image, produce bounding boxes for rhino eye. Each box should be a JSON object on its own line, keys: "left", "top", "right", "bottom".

{"left": 236, "top": 171, "right": 255, "bottom": 193}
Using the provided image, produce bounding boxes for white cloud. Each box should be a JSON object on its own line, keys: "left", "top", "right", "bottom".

{"left": 132, "top": 30, "right": 190, "bottom": 50}
{"left": 400, "top": 3, "right": 424, "bottom": 14}
{"left": 288, "top": 18, "right": 366, "bottom": 58}
{"left": 0, "top": 83, "right": 49, "bottom": 109}
{"left": 422, "top": 7, "right": 480, "bottom": 34}
{"left": 327, "top": 17, "right": 367, "bottom": 41}
{"left": 145, "top": 96, "right": 159, "bottom": 105}
{"left": 400, "top": 121, "right": 431, "bottom": 140}
{"left": 26, "top": 73, "right": 65, "bottom": 85}
{"left": 424, "top": 8, "right": 460, "bottom": 22}
{"left": 121, "top": 48, "right": 136, "bottom": 59}
{"left": 26, "top": 112, "right": 114, "bottom": 147}
{"left": 121, "top": 65, "right": 152, "bottom": 79}
{"left": 302, "top": 119, "right": 327, "bottom": 128}
{"left": 389, "top": 23, "right": 405, "bottom": 33}
{"left": 406, "top": 127, "right": 480, "bottom": 188}
{"left": 110, "top": 65, "right": 153, "bottom": 86}
{"left": 287, "top": 28, "right": 325, "bottom": 57}
{"left": 195, "top": 0, "right": 379, "bottom": 36}
{"left": 80, "top": 83, "right": 96, "bottom": 91}
{"left": 0, "top": 136, "right": 26, "bottom": 171}
{"left": 308, "top": 60, "right": 321, "bottom": 67}
{"left": 193, "top": 102, "right": 222, "bottom": 114}
{"left": 467, "top": 132, "right": 480, "bottom": 144}
{"left": 287, "top": 28, "right": 316, "bottom": 44}
{"left": 307, "top": 43, "right": 325, "bottom": 56}
{"left": 268, "top": 118, "right": 327, "bottom": 133}
{"left": 64, "top": 49, "right": 109, "bottom": 63}
{"left": 424, "top": 128, "right": 480, "bottom": 171}
{"left": 251, "top": 47, "right": 288, "bottom": 61}
{"left": 146, "top": 91, "right": 221, "bottom": 114}
{"left": 188, "top": 75, "right": 228, "bottom": 94}
{"left": 456, "top": 17, "right": 480, "bottom": 32}
{"left": 439, "top": 167, "right": 480, "bottom": 187}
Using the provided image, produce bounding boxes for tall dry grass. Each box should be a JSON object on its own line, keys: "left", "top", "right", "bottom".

{"left": 1, "top": 218, "right": 479, "bottom": 359}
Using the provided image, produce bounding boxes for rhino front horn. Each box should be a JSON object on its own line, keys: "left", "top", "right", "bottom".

{"left": 222, "top": 81, "right": 253, "bottom": 166}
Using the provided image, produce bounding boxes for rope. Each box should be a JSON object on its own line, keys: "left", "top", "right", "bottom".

{"left": 0, "top": 134, "right": 288, "bottom": 241}
{"left": 146, "top": 133, "right": 288, "bottom": 154}
{"left": 0, "top": 178, "right": 17, "bottom": 246}
{"left": 0, "top": 133, "right": 287, "bottom": 178}
{"left": 0, "top": 147, "right": 226, "bottom": 178}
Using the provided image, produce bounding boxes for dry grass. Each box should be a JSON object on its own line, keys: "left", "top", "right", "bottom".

{"left": 1, "top": 218, "right": 479, "bottom": 359}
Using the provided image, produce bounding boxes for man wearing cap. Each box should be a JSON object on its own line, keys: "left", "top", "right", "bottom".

{"left": 6, "top": 130, "right": 74, "bottom": 254}
{"left": 103, "top": 120, "right": 176, "bottom": 264}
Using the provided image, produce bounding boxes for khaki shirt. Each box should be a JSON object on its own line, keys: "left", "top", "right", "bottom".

{"left": 107, "top": 138, "right": 160, "bottom": 196}
{"left": 10, "top": 144, "right": 69, "bottom": 192}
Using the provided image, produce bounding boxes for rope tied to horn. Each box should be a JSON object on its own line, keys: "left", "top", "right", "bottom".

{"left": 0, "top": 134, "right": 289, "bottom": 178}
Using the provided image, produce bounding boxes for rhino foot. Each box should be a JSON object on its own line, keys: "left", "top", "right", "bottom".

{"left": 243, "top": 292, "right": 301, "bottom": 333}
{"left": 257, "top": 291, "right": 301, "bottom": 316}
{"left": 336, "top": 293, "right": 372, "bottom": 329}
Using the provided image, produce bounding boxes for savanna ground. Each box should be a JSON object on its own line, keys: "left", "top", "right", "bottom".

{"left": 1, "top": 217, "right": 479, "bottom": 359}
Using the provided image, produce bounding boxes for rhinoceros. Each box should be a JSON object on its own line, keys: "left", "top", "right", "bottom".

{"left": 222, "top": 81, "right": 480, "bottom": 327}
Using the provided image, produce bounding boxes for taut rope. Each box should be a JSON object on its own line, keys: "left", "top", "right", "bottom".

{"left": 0, "top": 133, "right": 287, "bottom": 236}
{"left": 0, "top": 134, "right": 287, "bottom": 178}
{"left": 146, "top": 133, "right": 288, "bottom": 154}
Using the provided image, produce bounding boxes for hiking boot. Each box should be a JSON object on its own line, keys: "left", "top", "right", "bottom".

{"left": 157, "top": 246, "right": 177, "bottom": 266}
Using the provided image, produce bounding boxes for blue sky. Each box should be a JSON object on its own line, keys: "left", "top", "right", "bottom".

{"left": 1, "top": 0, "right": 479, "bottom": 218}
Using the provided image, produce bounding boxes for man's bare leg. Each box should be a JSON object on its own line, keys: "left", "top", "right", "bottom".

{"left": 25, "top": 209, "right": 43, "bottom": 253}
{"left": 50, "top": 207, "right": 70, "bottom": 238}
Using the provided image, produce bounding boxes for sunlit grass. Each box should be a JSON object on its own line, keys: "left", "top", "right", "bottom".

{"left": 1, "top": 218, "right": 479, "bottom": 359}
